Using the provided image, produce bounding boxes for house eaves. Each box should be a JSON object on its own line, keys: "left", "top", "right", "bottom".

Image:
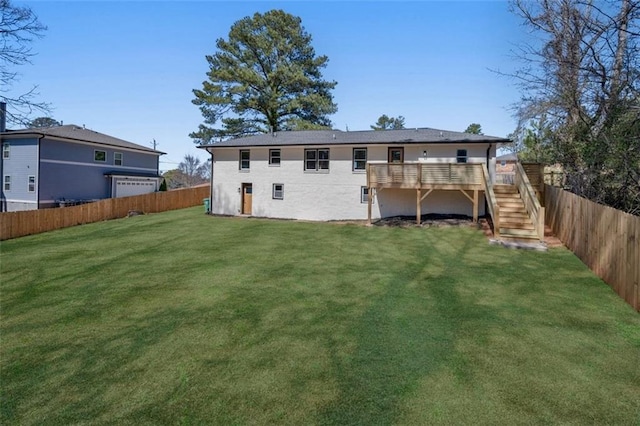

{"left": 2, "top": 125, "right": 166, "bottom": 155}
{"left": 198, "top": 128, "right": 512, "bottom": 149}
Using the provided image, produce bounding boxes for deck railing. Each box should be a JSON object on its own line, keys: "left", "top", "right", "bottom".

{"left": 481, "top": 165, "right": 500, "bottom": 239}
{"left": 368, "top": 162, "right": 484, "bottom": 188}
{"left": 522, "top": 162, "right": 545, "bottom": 204}
{"left": 515, "top": 162, "right": 545, "bottom": 241}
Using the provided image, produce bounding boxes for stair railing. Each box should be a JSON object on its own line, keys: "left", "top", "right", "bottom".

{"left": 515, "top": 162, "right": 545, "bottom": 241}
{"left": 481, "top": 164, "right": 500, "bottom": 239}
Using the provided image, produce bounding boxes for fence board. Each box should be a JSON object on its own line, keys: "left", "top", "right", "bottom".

{"left": 545, "top": 184, "right": 640, "bottom": 312}
{"left": 0, "top": 186, "right": 209, "bottom": 241}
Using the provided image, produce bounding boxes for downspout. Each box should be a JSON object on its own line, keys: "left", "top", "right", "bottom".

{"left": 485, "top": 143, "right": 492, "bottom": 215}
{"left": 207, "top": 147, "right": 214, "bottom": 214}
{"left": 37, "top": 135, "right": 44, "bottom": 208}
{"left": 0, "top": 102, "right": 6, "bottom": 212}
{"left": 486, "top": 143, "right": 492, "bottom": 181}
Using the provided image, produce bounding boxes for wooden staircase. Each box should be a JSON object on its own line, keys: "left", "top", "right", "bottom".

{"left": 493, "top": 184, "right": 539, "bottom": 242}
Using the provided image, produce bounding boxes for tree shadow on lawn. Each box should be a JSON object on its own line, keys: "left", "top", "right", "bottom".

{"left": 1, "top": 306, "right": 190, "bottom": 424}
{"left": 318, "top": 232, "right": 499, "bottom": 425}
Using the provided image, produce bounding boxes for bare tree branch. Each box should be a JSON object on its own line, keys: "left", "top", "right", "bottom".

{"left": 0, "top": 0, "right": 50, "bottom": 126}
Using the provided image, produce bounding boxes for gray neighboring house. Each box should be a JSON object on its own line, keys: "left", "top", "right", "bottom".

{"left": 0, "top": 124, "right": 165, "bottom": 212}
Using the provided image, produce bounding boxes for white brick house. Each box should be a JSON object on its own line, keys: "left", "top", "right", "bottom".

{"left": 199, "top": 128, "right": 511, "bottom": 221}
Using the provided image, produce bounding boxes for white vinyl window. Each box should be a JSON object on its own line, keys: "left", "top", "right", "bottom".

{"left": 114, "top": 152, "right": 123, "bottom": 166}
{"left": 239, "top": 150, "right": 250, "bottom": 170}
{"left": 361, "top": 186, "right": 370, "bottom": 203}
{"left": 353, "top": 148, "right": 367, "bottom": 171}
{"left": 456, "top": 149, "right": 468, "bottom": 163}
{"left": 2, "top": 143, "right": 9, "bottom": 159}
{"left": 272, "top": 183, "right": 284, "bottom": 200}
{"left": 269, "top": 149, "right": 281, "bottom": 166}
{"left": 304, "top": 148, "right": 329, "bottom": 171}
{"left": 28, "top": 176, "right": 35, "bottom": 192}
{"left": 94, "top": 150, "right": 106, "bottom": 162}
{"left": 3, "top": 175, "right": 10, "bottom": 191}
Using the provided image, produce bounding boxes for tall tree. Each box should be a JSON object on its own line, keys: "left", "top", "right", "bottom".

{"left": 1, "top": 0, "right": 49, "bottom": 126}
{"left": 191, "top": 10, "right": 337, "bottom": 143}
{"left": 28, "top": 116, "right": 60, "bottom": 128}
{"left": 370, "top": 114, "right": 405, "bottom": 130}
{"left": 507, "top": 0, "right": 640, "bottom": 214}
{"left": 463, "top": 123, "right": 483, "bottom": 134}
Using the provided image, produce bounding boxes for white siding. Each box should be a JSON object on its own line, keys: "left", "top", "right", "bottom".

{"left": 210, "top": 143, "right": 493, "bottom": 221}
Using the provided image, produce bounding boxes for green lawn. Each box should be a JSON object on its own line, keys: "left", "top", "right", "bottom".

{"left": 1, "top": 207, "right": 639, "bottom": 425}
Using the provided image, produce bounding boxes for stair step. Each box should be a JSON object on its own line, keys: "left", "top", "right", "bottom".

{"left": 500, "top": 215, "right": 533, "bottom": 222}
{"left": 497, "top": 202, "right": 526, "bottom": 209}
{"left": 498, "top": 205, "right": 527, "bottom": 212}
{"left": 493, "top": 185, "right": 518, "bottom": 193}
{"left": 501, "top": 222, "right": 535, "bottom": 230}
{"left": 500, "top": 235, "right": 542, "bottom": 243}
{"left": 500, "top": 228, "right": 539, "bottom": 238}
{"left": 500, "top": 211, "right": 529, "bottom": 218}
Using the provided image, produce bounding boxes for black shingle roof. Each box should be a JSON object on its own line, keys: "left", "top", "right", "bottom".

{"left": 496, "top": 152, "right": 518, "bottom": 161}
{"left": 3, "top": 124, "right": 165, "bottom": 154}
{"left": 199, "top": 128, "right": 511, "bottom": 148}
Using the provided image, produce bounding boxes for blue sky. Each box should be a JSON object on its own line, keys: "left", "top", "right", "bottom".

{"left": 10, "top": 1, "right": 525, "bottom": 171}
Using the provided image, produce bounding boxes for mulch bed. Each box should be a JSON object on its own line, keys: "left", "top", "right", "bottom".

{"left": 372, "top": 214, "right": 476, "bottom": 228}
{"left": 370, "top": 214, "right": 564, "bottom": 248}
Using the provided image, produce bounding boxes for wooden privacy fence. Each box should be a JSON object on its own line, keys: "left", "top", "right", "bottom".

{"left": 0, "top": 185, "right": 210, "bottom": 241}
{"left": 545, "top": 184, "right": 639, "bottom": 312}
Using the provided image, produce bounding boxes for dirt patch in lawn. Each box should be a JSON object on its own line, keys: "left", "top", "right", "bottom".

{"left": 372, "top": 214, "right": 477, "bottom": 228}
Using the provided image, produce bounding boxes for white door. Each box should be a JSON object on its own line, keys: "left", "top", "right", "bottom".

{"left": 115, "top": 179, "right": 156, "bottom": 198}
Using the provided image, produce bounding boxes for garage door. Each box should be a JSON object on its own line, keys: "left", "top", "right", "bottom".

{"left": 115, "top": 179, "right": 157, "bottom": 198}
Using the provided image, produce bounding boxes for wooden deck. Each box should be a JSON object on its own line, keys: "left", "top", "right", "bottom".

{"left": 366, "top": 163, "right": 492, "bottom": 226}
{"left": 367, "top": 162, "right": 484, "bottom": 190}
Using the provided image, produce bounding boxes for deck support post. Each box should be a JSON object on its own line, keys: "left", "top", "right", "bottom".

{"left": 473, "top": 189, "right": 478, "bottom": 222}
{"left": 367, "top": 186, "right": 373, "bottom": 225}
{"left": 416, "top": 188, "right": 421, "bottom": 225}
{"left": 459, "top": 189, "right": 479, "bottom": 223}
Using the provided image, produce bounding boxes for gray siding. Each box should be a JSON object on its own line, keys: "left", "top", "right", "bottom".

{"left": 39, "top": 161, "right": 111, "bottom": 204}
{"left": 2, "top": 137, "right": 39, "bottom": 211}
{"left": 40, "top": 139, "right": 158, "bottom": 171}
{"left": 38, "top": 138, "right": 159, "bottom": 204}
{"left": 1, "top": 136, "right": 160, "bottom": 209}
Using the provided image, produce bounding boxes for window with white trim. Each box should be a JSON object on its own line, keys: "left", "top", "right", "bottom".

{"left": 269, "top": 149, "right": 281, "bottom": 166}
{"left": 304, "top": 148, "right": 329, "bottom": 171}
{"left": 94, "top": 150, "right": 106, "bottom": 162}
{"left": 2, "top": 143, "right": 9, "bottom": 159}
{"left": 114, "top": 152, "right": 123, "bottom": 166}
{"left": 28, "top": 176, "right": 35, "bottom": 192}
{"left": 273, "top": 183, "right": 284, "bottom": 200}
{"left": 239, "top": 150, "right": 250, "bottom": 170}
{"left": 3, "top": 175, "right": 10, "bottom": 191}
{"left": 361, "top": 186, "right": 371, "bottom": 204}
{"left": 456, "top": 149, "right": 468, "bottom": 163}
{"left": 353, "top": 148, "right": 367, "bottom": 171}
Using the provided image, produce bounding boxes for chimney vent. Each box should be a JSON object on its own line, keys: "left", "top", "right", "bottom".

{"left": 0, "top": 102, "right": 6, "bottom": 133}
